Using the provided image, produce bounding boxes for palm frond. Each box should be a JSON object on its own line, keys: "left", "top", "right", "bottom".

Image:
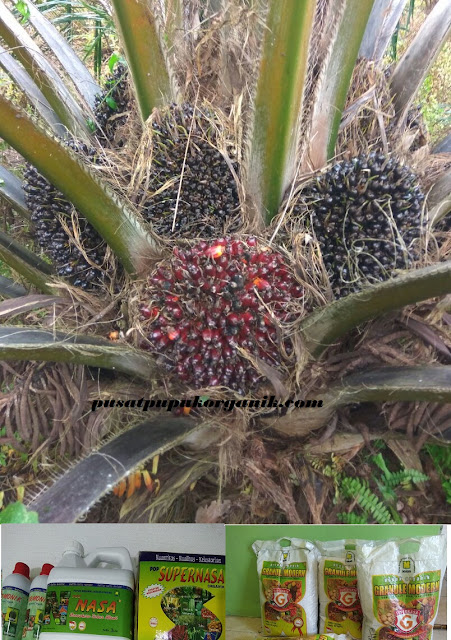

{"left": 26, "top": 416, "right": 205, "bottom": 522}
{"left": 0, "top": 96, "right": 157, "bottom": 274}
{"left": 359, "top": 0, "right": 409, "bottom": 63}
{"left": 0, "top": 2, "right": 90, "bottom": 137}
{"left": 0, "top": 327, "right": 158, "bottom": 379}
{"left": 0, "top": 165, "right": 30, "bottom": 219}
{"left": 0, "top": 230, "right": 55, "bottom": 293}
{"left": 305, "top": 0, "right": 375, "bottom": 169}
{"left": 111, "top": 0, "right": 175, "bottom": 121}
{"left": 0, "top": 275, "right": 27, "bottom": 298}
{"left": 0, "top": 44, "right": 64, "bottom": 136}
{"left": 245, "top": 0, "right": 316, "bottom": 224}
{"left": 301, "top": 262, "right": 451, "bottom": 357}
{"left": 9, "top": 0, "right": 101, "bottom": 110}
{"left": 390, "top": 0, "right": 451, "bottom": 123}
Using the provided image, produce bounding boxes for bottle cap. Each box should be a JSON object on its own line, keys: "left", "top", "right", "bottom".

{"left": 13, "top": 562, "right": 30, "bottom": 579}
{"left": 40, "top": 564, "right": 54, "bottom": 576}
{"left": 64, "top": 540, "right": 84, "bottom": 557}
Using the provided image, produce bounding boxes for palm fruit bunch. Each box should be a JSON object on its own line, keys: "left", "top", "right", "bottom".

{"left": 141, "top": 103, "right": 240, "bottom": 238}
{"left": 23, "top": 67, "right": 132, "bottom": 291}
{"left": 436, "top": 214, "right": 450, "bottom": 233}
{"left": 23, "top": 141, "right": 108, "bottom": 290}
{"left": 295, "top": 152, "right": 425, "bottom": 297}
{"left": 139, "top": 236, "right": 304, "bottom": 394}
{"left": 94, "top": 63, "right": 130, "bottom": 146}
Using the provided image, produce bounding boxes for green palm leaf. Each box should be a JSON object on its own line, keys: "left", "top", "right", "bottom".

{"left": 0, "top": 2, "right": 90, "bottom": 136}
{"left": 111, "top": 0, "right": 174, "bottom": 121}
{"left": 245, "top": 0, "right": 316, "bottom": 224}
{"left": 300, "top": 262, "right": 451, "bottom": 357}
{"left": 0, "top": 327, "right": 157, "bottom": 379}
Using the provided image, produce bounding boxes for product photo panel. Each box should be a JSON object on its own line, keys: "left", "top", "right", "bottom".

{"left": 225, "top": 524, "right": 448, "bottom": 640}
{"left": 1, "top": 523, "right": 226, "bottom": 640}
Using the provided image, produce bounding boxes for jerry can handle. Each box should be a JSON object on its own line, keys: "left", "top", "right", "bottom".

{"left": 84, "top": 547, "right": 134, "bottom": 572}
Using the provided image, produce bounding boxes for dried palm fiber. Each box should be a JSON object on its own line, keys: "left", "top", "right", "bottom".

{"left": 337, "top": 58, "right": 394, "bottom": 158}
{"left": 182, "top": 1, "right": 265, "bottom": 109}
{"left": 0, "top": 361, "right": 109, "bottom": 457}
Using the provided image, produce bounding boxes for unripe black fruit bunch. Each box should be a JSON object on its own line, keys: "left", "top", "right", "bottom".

{"left": 296, "top": 152, "right": 425, "bottom": 297}
{"left": 139, "top": 236, "right": 304, "bottom": 394}
{"left": 94, "top": 64, "right": 130, "bottom": 146}
{"left": 24, "top": 67, "right": 131, "bottom": 290}
{"left": 436, "top": 214, "right": 450, "bottom": 233}
{"left": 23, "top": 141, "right": 108, "bottom": 290}
{"left": 141, "top": 104, "right": 241, "bottom": 238}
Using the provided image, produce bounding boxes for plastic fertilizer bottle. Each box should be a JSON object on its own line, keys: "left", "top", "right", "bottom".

{"left": 22, "top": 564, "right": 54, "bottom": 640}
{"left": 2, "top": 562, "right": 32, "bottom": 640}
{"left": 40, "top": 541, "right": 134, "bottom": 640}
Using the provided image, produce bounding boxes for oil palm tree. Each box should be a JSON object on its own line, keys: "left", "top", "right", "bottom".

{"left": 0, "top": 0, "right": 450, "bottom": 523}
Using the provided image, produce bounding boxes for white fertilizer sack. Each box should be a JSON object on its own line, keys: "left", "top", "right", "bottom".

{"left": 356, "top": 531, "right": 447, "bottom": 640}
{"left": 306, "top": 635, "right": 350, "bottom": 640}
{"left": 253, "top": 538, "right": 319, "bottom": 637}
{"left": 317, "top": 540, "right": 363, "bottom": 638}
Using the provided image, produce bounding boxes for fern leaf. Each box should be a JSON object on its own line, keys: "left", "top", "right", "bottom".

{"left": 338, "top": 512, "right": 368, "bottom": 524}
{"left": 340, "top": 476, "right": 395, "bottom": 524}
{"left": 385, "top": 469, "right": 429, "bottom": 488}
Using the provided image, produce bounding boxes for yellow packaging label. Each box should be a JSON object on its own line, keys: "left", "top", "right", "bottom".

{"left": 321, "top": 559, "right": 362, "bottom": 638}
{"left": 136, "top": 552, "right": 225, "bottom": 640}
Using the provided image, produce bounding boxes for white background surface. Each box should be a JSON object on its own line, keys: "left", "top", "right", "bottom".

{"left": 1, "top": 524, "right": 225, "bottom": 579}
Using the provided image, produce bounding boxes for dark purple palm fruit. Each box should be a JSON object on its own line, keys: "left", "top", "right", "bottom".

{"left": 294, "top": 152, "right": 425, "bottom": 298}
{"left": 139, "top": 237, "right": 304, "bottom": 394}
{"left": 436, "top": 213, "right": 450, "bottom": 232}
{"left": 23, "top": 141, "right": 109, "bottom": 290}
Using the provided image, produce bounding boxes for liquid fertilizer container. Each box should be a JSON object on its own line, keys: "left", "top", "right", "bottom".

{"left": 23, "top": 563, "right": 54, "bottom": 640}
{"left": 2, "top": 562, "right": 31, "bottom": 640}
{"left": 40, "top": 541, "right": 134, "bottom": 640}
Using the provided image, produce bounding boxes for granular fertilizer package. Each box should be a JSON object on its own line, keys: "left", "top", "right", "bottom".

{"left": 317, "top": 541, "right": 363, "bottom": 638}
{"left": 356, "top": 532, "right": 447, "bottom": 640}
{"left": 137, "top": 552, "right": 225, "bottom": 640}
{"left": 252, "top": 538, "right": 318, "bottom": 637}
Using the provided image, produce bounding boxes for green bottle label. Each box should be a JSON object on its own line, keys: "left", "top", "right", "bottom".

{"left": 42, "top": 584, "right": 133, "bottom": 639}
{"left": 22, "top": 588, "right": 47, "bottom": 640}
{"left": 2, "top": 586, "right": 30, "bottom": 640}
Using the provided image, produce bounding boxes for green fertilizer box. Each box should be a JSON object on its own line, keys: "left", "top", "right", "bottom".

{"left": 137, "top": 552, "right": 225, "bottom": 640}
